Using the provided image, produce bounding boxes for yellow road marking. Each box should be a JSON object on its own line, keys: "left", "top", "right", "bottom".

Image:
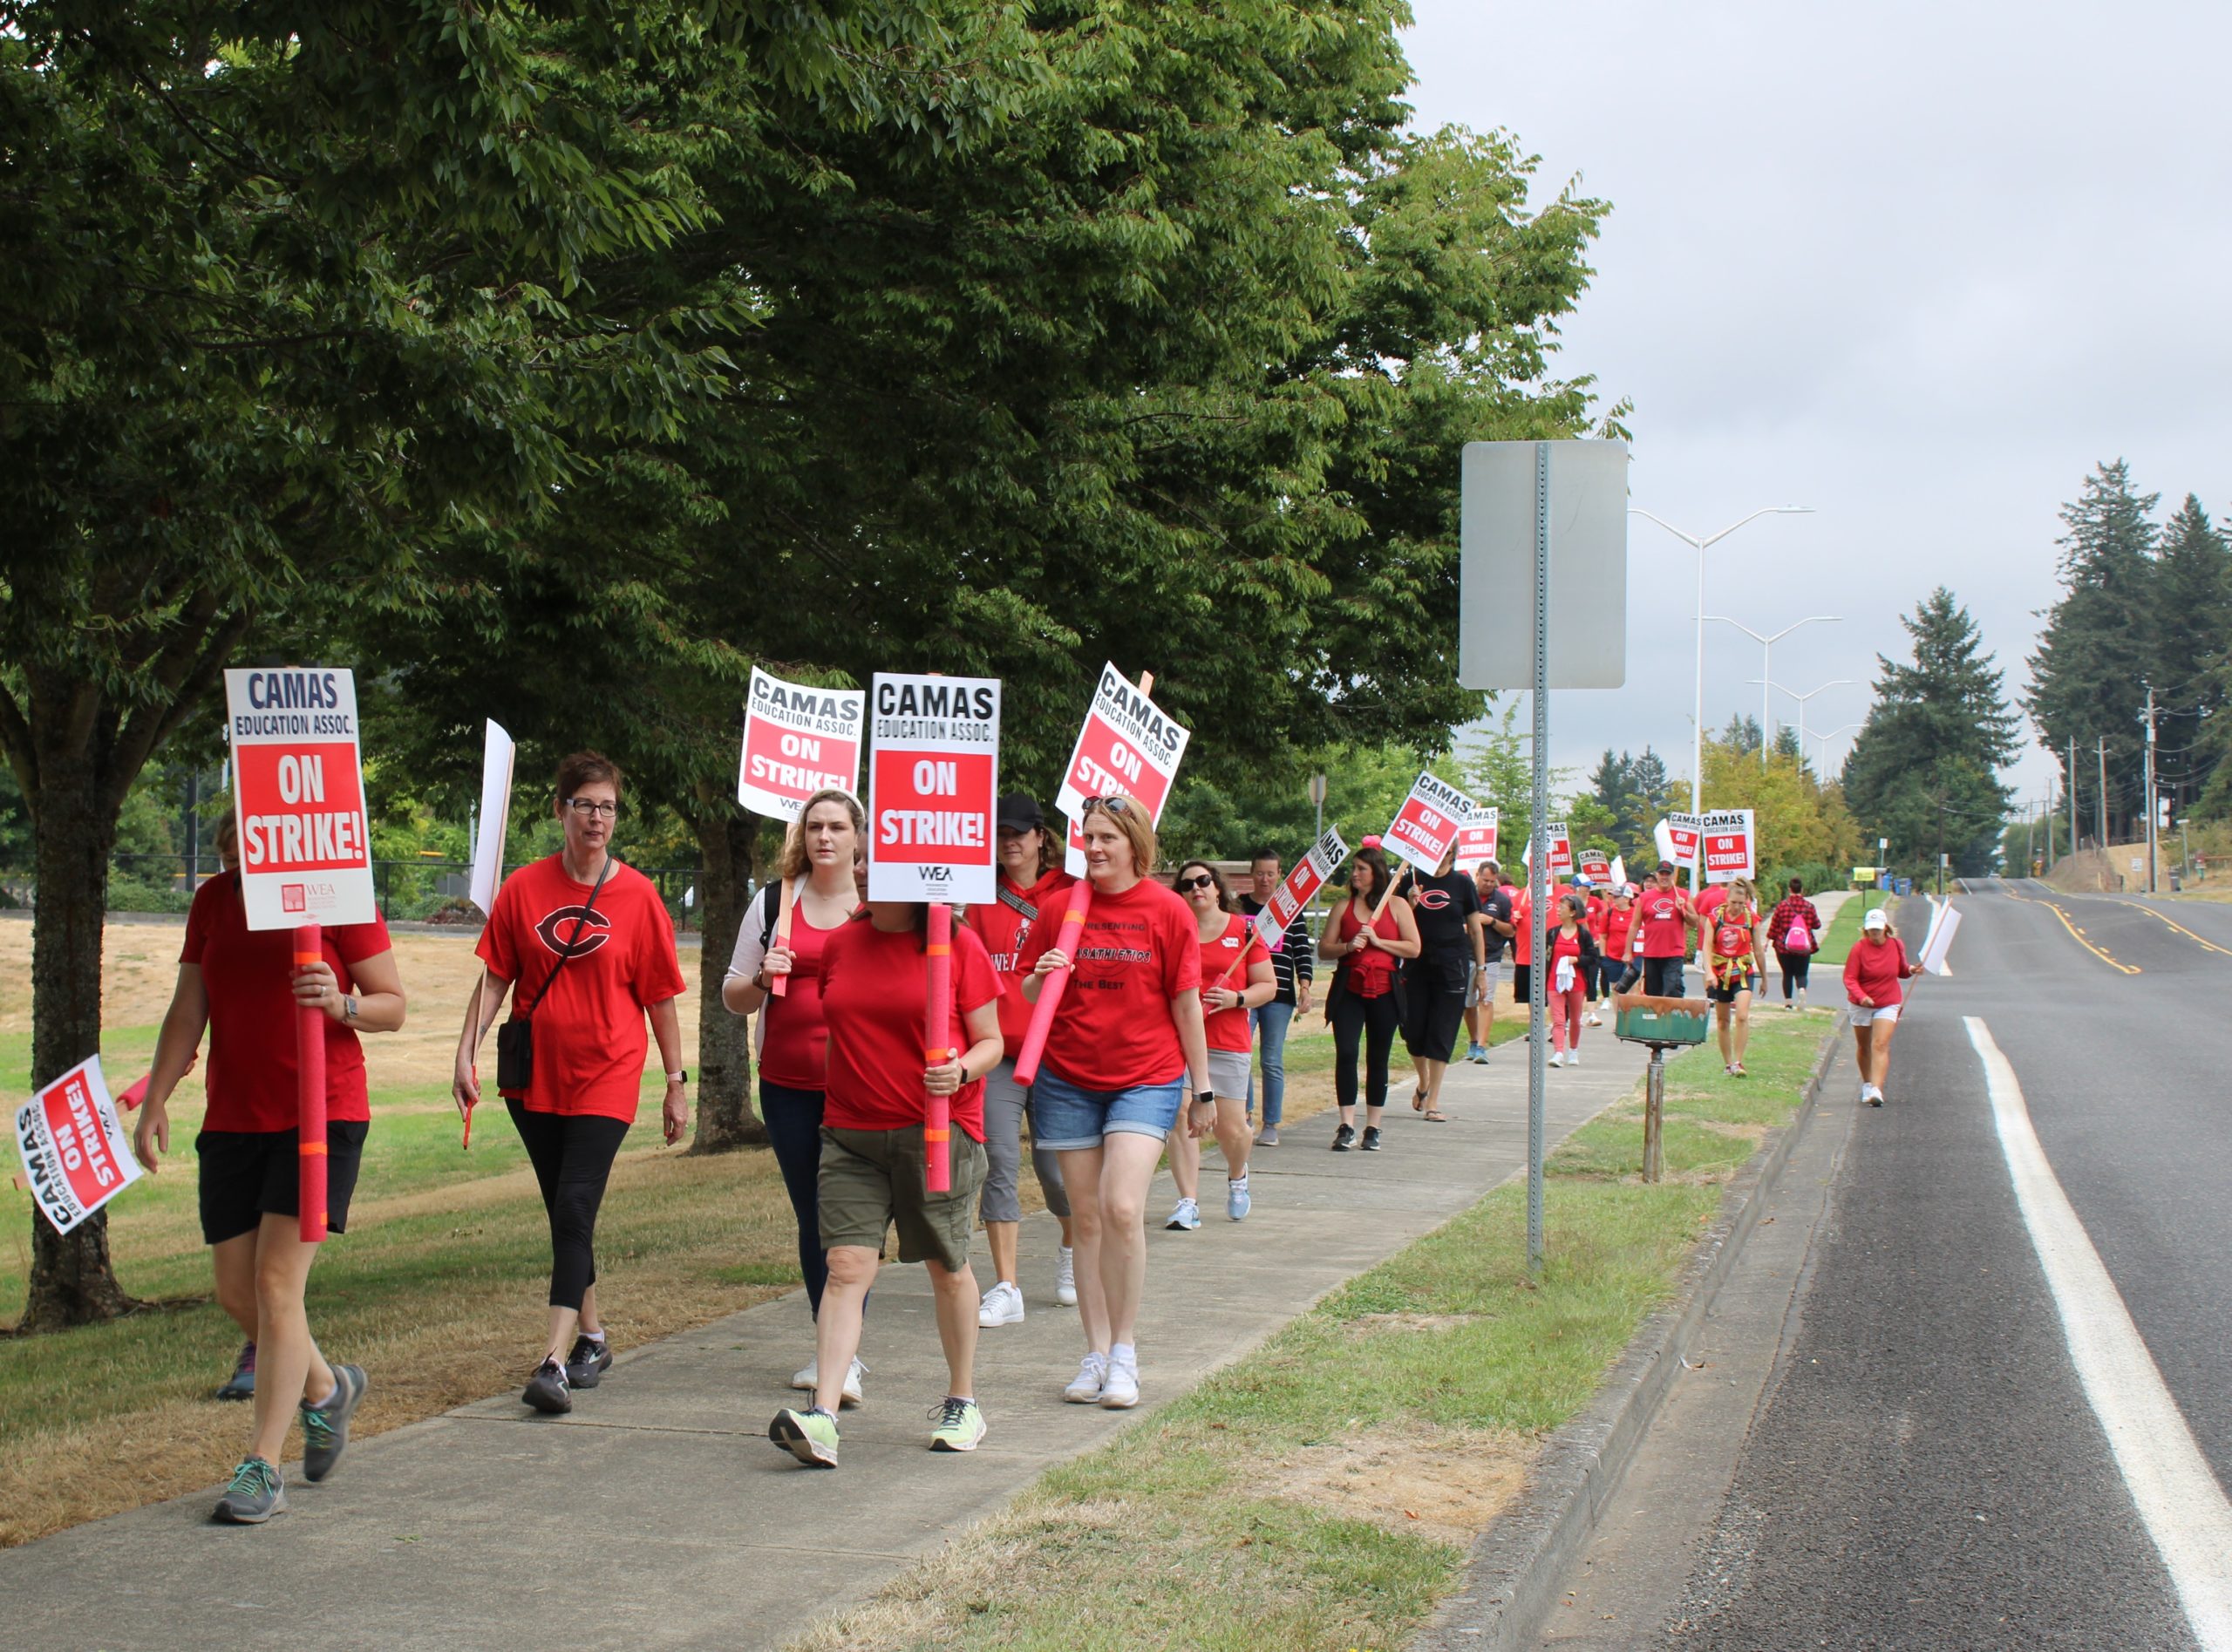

{"left": 1998, "top": 880, "right": 2140, "bottom": 972}
{"left": 2107, "top": 901, "right": 2232, "bottom": 958}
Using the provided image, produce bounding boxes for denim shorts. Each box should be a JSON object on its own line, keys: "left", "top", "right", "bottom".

{"left": 1029, "top": 1067, "right": 1187, "bottom": 1150}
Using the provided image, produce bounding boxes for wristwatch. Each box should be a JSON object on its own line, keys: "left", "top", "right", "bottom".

{"left": 666, "top": 1070, "right": 689, "bottom": 1086}
{"left": 1194, "top": 1090, "right": 1215, "bottom": 1109}
{"left": 342, "top": 996, "right": 357, "bottom": 1023}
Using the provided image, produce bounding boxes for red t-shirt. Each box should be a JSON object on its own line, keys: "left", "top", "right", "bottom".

{"left": 1602, "top": 902, "right": 1636, "bottom": 959}
{"left": 181, "top": 873, "right": 392, "bottom": 1133}
{"left": 1584, "top": 895, "right": 1607, "bottom": 939}
{"left": 1512, "top": 890, "right": 1534, "bottom": 965}
{"left": 1018, "top": 875, "right": 1201, "bottom": 1090}
{"left": 820, "top": 915, "right": 1001, "bottom": 1141}
{"left": 1197, "top": 913, "right": 1269, "bottom": 1052}
{"left": 755, "top": 898, "right": 850, "bottom": 1090}
{"left": 1337, "top": 899, "right": 1400, "bottom": 996}
{"left": 1844, "top": 935, "right": 1914, "bottom": 1008}
{"left": 1695, "top": 884, "right": 1729, "bottom": 924}
{"left": 964, "top": 867, "right": 1078, "bottom": 1058}
{"left": 477, "top": 856, "right": 687, "bottom": 1120}
{"left": 1711, "top": 907, "right": 1758, "bottom": 960}
{"left": 1548, "top": 926, "right": 1588, "bottom": 988}
{"left": 1637, "top": 886, "right": 1693, "bottom": 957}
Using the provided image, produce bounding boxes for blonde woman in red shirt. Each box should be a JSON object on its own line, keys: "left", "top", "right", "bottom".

{"left": 1020, "top": 797, "right": 1212, "bottom": 1411}
{"left": 134, "top": 811, "right": 407, "bottom": 1524}
{"left": 1162, "top": 860, "right": 1275, "bottom": 1228}
{"left": 1843, "top": 908, "right": 1919, "bottom": 1105}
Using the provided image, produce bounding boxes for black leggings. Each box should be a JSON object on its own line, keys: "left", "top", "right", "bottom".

{"left": 1331, "top": 989, "right": 1402, "bottom": 1114}
{"left": 759, "top": 1081, "right": 830, "bottom": 1316}
{"left": 507, "top": 1103, "right": 630, "bottom": 1312}
{"left": 1777, "top": 948, "right": 1811, "bottom": 997}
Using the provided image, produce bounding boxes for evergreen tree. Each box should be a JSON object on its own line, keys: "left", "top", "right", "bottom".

{"left": 2149, "top": 495, "right": 2231, "bottom": 817}
{"left": 1718, "top": 713, "right": 1764, "bottom": 751}
{"left": 1774, "top": 724, "right": 1803, "bottom": 760}
{"left": 1843, "top": 588, "right": 2017, "bottom": 874}
{"left": 1589, "top": 750, "right": 1633, "bottom": 826}
{"left": 2025, "top": 460, "right": 2158, "bottom": 839}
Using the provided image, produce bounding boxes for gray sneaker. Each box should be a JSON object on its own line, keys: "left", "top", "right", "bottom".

{"left": 1253, "top": 1124, "right": 1280, "bottom": 1147}
{"left": 215, "top": 1340, "right": 256, "bottom": 1402}
{"left": 211, "top": 1456, "right": 287, "bottom": 1524}
{"left": 300, "top": 1363, "right": 367, "bottom": 1483}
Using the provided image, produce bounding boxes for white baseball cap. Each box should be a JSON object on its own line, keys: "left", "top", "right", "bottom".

{"left": 1861, "top": 908, "right": 1888, "bottom": 930}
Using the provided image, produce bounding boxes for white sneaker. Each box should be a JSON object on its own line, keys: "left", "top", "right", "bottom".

{"left": 1063, "top": 1351, "right": 1108, "bottom": 1404}
{"left": 977, "top": 1281, "right": 1025, "bottom": 1328}
{"left": 1548, "top": 1050, "right": 1564, "bottom": 1068}
{"left": 1054, "top": 1246, "right": 1078, "bottom": 1307}
{"left": 1567, "top": 1050, "right": 1581, "bottom": 1067}
{"left": 1584, "top": 1012, "right": 1601, "bottom": 1027}
{"left": 840, "top": 1357, "right": 867, "bottom": 1409}
{"left": 1165, "top": 1197, "right": 1201, "bottom": 1232}
{"left": 790, "top": 1355, "right": 868, "bottom": 1408}
{"left": 1099, "top": 1351, "right": 1140, "bottom": 1410}
{"left": 791, "top": 1357, "right": 817, "bottom": 1391}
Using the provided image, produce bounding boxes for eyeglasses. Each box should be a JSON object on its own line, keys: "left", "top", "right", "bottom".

{"left": 1176, "top": 874, "right": 1215, "bottom": 893}
{"left": 1081, "top": 795, "right": 1132, "bottom": 814}
{"left": 565, "top": 799, "right": 620, "bottom": 819}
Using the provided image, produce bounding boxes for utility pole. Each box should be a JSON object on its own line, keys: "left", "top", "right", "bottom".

{"left": 2067, "top": 735, "right": 2079, "bottom": 853}
{"left": 2096, "top": 736, "right": 2110, "bottom": 851}
{"left": 2144, "top": 686, "right": 2158, "bottom": 894}
{"left": 2026, "top": 800, "right": 2036, "bottom": 877}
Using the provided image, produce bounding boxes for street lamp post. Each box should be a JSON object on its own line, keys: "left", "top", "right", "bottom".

{"left": 1709, "top": 615, "right": 1843, "bottom": 763}
{"left": 1629, "top": 506, "right": 1814, "bottom": 894}
{"left": 1750, "top": 677, "right": 1855, "bottom": 767}
{"left": 1815, "top": 721, "right": 1862, "bottom": 780}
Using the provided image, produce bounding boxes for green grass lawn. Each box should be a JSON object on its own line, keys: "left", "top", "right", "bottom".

{"left": 799, "top": 1010, "right": 1837, "bottom": 1652}
{"left": 1812, "top": 895, "right": 1865, "bottom": 966}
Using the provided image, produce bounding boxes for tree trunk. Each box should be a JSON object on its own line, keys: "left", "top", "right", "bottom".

{"left": 688, "top": 807, "right": 766, "bottom": 1152}
{"left": 21, "top": 753, "right": 140, "bottom": 1330}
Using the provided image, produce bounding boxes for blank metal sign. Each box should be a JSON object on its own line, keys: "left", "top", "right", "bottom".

{"left": 1458, "top": 438, "right": 1628, "bottom": 690}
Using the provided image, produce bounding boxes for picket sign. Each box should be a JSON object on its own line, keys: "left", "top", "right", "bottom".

{"left": 1453, "top": 807, "right": 1500, "bottom": 874}
{"left": 1053, "top": 662, "right": 1191, "bottom": 826}
{"left": 737, "top": 666, "right": 865, "bottom": 819}
{"left": 1656, "top": 812, "right": 1702, "bottom": 869}
{"left": 1384, "top": 772, "right": 1479, "bottom": 876}
{"left": 463, "top": 718, "right": 517, "bottom": 1149}
{"left": 1524, "top": 822, "right": 1573, "bottom": 877}
{"left": 1919, "top": 901, "right": 1963, "bottom": 976}
{"left": 1701, "top": 809, "right": 1756, "bottom": 885}
{"left": 13, "top": 1057, "right": 140, "bottom": 1236}
{"left": 225, "top": 667, "right": 373, "bottom": 1240}
{"left": 1252, "top": 826, "right": 1350, "bottom": 952}
{"left": 1576, "top": 849, "right": 1613, "bottom": 886}
{"left": 866, "top": 673, "right": 1002, "bottom": 1193}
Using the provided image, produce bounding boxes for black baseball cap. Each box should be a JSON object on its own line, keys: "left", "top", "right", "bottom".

{"left": 1655, "top": 859, "right": 1676, "bottom": 873}
{"left": 996, "top": 793, "right": 1045, "bottom": 833}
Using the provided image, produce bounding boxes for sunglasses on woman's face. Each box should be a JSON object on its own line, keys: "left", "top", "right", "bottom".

{"left": 1177, "top": 874, "right": 1215, "bottom": 893}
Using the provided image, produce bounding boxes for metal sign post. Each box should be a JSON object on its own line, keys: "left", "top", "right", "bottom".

{"left": 1460, "top": 438, "right": 1628, "bottom": 1276}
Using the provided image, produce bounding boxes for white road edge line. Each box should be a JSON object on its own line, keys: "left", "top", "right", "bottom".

{"left": 1966, "top": 1015, "right": 2232, "bottom": 1649}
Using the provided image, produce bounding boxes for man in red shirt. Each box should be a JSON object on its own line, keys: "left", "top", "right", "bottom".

{"left": 1636, "top": 861, "right": 1702, "bottom": 998}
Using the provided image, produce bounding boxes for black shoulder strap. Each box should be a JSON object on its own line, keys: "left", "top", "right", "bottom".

{"left": 523, "top": 855, "right": 614, "bottom": 1018}
{"left": 997, "top": 880, "right": 1039, "bottom": 923}
{"left": 757, "top": 877, "right": 784, "bottom": 949}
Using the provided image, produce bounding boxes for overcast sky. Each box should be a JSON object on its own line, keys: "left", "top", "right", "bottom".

{"left": 1401, "top": 0, "right": 2232, "bottom": 808}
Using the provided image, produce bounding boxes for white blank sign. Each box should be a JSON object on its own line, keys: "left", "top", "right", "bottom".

{"left": 1459, "top": 438, "right": 1629, "bottom": 690}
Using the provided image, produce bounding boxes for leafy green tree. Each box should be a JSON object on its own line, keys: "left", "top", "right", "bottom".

{"left": 1846, "top": 588, "right": 2017, "bottom": 874}
{"left": 2025, "top": 461, "right": 2158, "bottom": 840}
{"left": 1, "top": 0, "right": 1017, "bottom": 1326}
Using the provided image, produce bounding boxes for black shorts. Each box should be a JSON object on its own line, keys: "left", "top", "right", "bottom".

{"left": 196, "top": 1121, "right": 369, "bottom": 1245}
{"left": 1511, "top": 962, "right": 1530, "bottom": 1006}
{"left": 1400, "top": 955, "right": 1469, "bottom": 1060}
{"left": 1705, "top": 980, "right": 1750, "bottom": 1005}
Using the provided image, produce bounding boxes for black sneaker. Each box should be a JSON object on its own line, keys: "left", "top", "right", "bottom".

{"left": 1360, "top": 1126, "right": 1383, "bottom": 1152}
{"left": 565, "top": 1334, "right": 612, "bottom": 1390}
{"left": 299, "top": 1363, "right": 367, "bottom": 1483}
{"left": 211, "top": 1456, "right": 286, "bottom": 1525}
{"left": 1330, "top": 1124, "right": 1356, "bottom": 1152}
{"left": 523, "top": 1357, "right": 572, "bottom": 1414}
{"left": 215, "top": 1340, "right": 256, "bottom": 1402}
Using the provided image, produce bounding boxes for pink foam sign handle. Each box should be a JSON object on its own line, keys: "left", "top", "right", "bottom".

{"left": 923, "top": 905, "right": 955, "bottom": 1193}
{"left": 293, "top": 923, "right": 328, "bottom": 1244}
{"left": 1013, "top": 881, "right": 1093, "bottom": 1087}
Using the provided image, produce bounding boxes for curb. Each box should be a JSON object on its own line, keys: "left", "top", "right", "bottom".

{"left": 1414, "top": 1012, "right": 1848, "bottom": 1651}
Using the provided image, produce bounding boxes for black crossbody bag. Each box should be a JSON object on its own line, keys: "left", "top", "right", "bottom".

{"left": 495, "top": 857, "right": 613, "bottom": 1091}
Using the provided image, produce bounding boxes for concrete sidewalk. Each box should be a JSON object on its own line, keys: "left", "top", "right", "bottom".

{"left": 1, "top": 1034, "right": 1671, "bottom": 1651}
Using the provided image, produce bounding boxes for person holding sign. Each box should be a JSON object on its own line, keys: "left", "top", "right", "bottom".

{"left": 1318, "top": 847, "right": 1423, "bottom": 1143}
{"left": 725, "top": 787, "right": 867, "bottom": 1401}
{"left": 963, "top": 794, "right": 1078, "bottom": 1326}
{"left": 1704, "top": 878, "right": 1767, "bottom": 1077}
{"left": 766, "top": 901, "right": 1005, "bottom": 1466}
{"left": 455, "top": 753, "right": 689, "bottom": 1416}
{"left": 133, "top": 812, "right": 407, "bottom": 1525}
{"left": 1844, "top": 908, "right": 1919, "bottom": 1106}
{"left": 1397, "top": 844, "right": 1484, "bottom": 1120}
{"left": 1235, "top": 847, "right": 1315, "bottom": 1146}
{"left": 1018, "top": 797, "right": 1210, "bottom": 1411}
{"left": 1637, "top": 861, "right": 1702, "bottom": 998}
{"left": 1162, "top": 860, "right": 1274, "bottom": 1227}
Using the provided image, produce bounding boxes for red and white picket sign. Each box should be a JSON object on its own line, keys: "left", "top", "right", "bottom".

{"left": 1541, "top": 822, "right": 1574, "bottom": 875}
{"left": 1252, "top": 826, "right": 1350, "bottom": 950}
{"left": 866, "top": 674, "right": 1001, "bottom": 905}
{"left": 1656, "top": 812, "right": 1702, "bottom": 869}
{"left": 1053, "top": 662, "right": 1192, "bottom": 826}
{"left": 1701, "top": 808, "right": 1756, "bottom": 884}
{"left": 1453, "top": 807, "right": 1500, "bottom": 873}
{"left": 737, "top": 666, "right": 865, "bottom": 820}
{"left": 224, "top": 668, "right": 377, "bottom": 930}
{"left": 1384, "top": 772, "right": 1479, "bottom": 875}
{"left": 1576, "top": 849, "right": 1613, "bottom": 886}
{"left": 13, "top": 1056, "right": 140, "bottom": 1237}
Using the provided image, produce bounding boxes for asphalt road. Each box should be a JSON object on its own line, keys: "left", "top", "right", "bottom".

{"left": 1544, "top": 879, "right": 2232, "bottom": 1649}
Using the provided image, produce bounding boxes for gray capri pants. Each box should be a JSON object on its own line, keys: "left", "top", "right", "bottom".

{"left": 980, "top": 1057, "right": 1071, "bottom": 1226}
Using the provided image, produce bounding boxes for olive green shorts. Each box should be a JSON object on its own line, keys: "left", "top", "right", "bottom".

{"left": 817, "top": 1125, "right": 987, "bottom": 1273}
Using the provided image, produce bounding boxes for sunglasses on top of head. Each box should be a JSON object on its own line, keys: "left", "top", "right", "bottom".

{"left": 1176, "top": 873, "right": 1215, "bottom": 893}
{"left": 1081, "top": 795, "right": 1132, "bottom": 814}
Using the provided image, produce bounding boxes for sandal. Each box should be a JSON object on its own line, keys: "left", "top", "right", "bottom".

{"left": 1422, "top": 1110, "right": 1449, "bottom": 1123}
{"left": 1412, "top": 1089, "right": 1426, "bottom": 1112}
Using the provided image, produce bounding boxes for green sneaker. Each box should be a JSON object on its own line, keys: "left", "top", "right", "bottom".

{"left": 300, "top": 1363, "right": 367, "bottom": 1483}
{"left": 769, "top": 1406, "right": 840, "bottom": 1468}
{"left": 929, "top": 1396, "right": 986, "bottom": 1453}
{"left": 211, "top": 1456, "right": 287, "bottom": 1524}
